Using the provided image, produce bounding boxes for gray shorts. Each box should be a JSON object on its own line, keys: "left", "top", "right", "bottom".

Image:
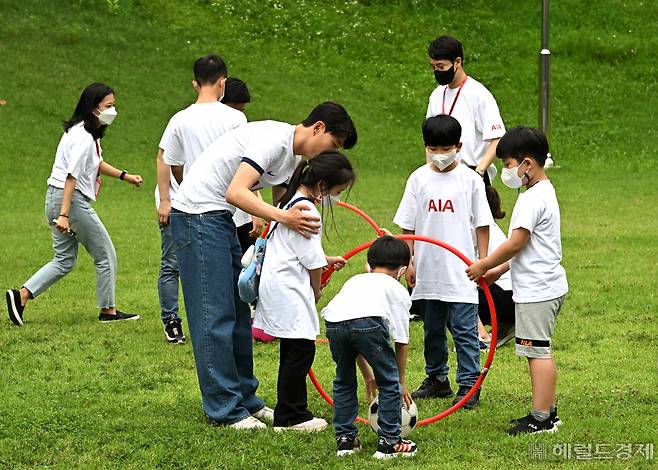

{"left": 515, "top": 295, "right": 565, "bottom": 359}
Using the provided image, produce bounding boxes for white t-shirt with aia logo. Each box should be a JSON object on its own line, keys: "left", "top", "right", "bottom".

{"left": 394, "top": 163, "right": 493, "bottom": 303}
{"left": 427, "top": 77, "right": 505, "bottom": 173}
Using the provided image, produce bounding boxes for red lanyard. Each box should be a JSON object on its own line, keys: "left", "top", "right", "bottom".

{"left": 95, "top": 140, "right": 102, "bottom": 198}
{"left": 441, "top": 76, "right": 468, "bottom": 116}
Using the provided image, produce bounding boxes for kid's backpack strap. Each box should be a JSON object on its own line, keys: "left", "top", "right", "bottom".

{"left": 267, "top": 196, "right": 314, "bottom": 239}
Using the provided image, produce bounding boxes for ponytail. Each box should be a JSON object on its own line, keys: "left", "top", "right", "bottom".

{"left": 278, "top": 150, "right": 355, "bottom": 209}
{"left": 485, "top": 185, "right": 506, "bottom": 220}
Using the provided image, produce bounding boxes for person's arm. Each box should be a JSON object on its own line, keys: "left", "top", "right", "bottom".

{"left": 402, "top": 228, "right": 416, "bottom": 288}
{"left": 226, "top": 163, "right": 320, "bottom": 236}
{"left": 482, "top": 261, "right": 510, "bottom": 285}
{"left": 248, "top": 190, "right": 266, "bottom": 237}
{"left": 99, "top": 161, "right": 142, "bottom": 187}
{"left": 475, "top": 225, "right": 489, "bottom": 261}
{"left": 466, "top": 228, "right": 530, "bottom": 280}
{"left": 156, "top": 148, "right": 172, "bottom": 225}
{"left": 309, "top": 267, "right": 323, "bottom": 303}
{"left": 356, "top": 355, "right": 378, "bottom": 402}
{"left": 475, "top": 138, "right": 500, "bottom": 175}
{"left": 395, "top": 342, "right": 412, "bottom": 409}
{"left": 54, "top": 175, "right": 77, "bottom": 233}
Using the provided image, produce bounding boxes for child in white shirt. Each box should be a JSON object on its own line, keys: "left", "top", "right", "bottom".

{"left": 254, "top": 151, "right": 354, "bottom": 433}
{"left": 394, "top": 114, "right": 493, "bottom": 409}
{"left": 466, "top": 126, "right": 568, "bottom": 435}
{"left": 322, "top": 235, "right": 418, "bottom": 459}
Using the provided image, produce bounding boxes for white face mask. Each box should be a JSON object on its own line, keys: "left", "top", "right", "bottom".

{"left": 427, "top": 148, "right": 457, "bottom": 171}
{"left": 501, "top": 165, "right": 526, "bottom": 189}
{"left": 97, "top": 106, "right": 117, "bottom": 126}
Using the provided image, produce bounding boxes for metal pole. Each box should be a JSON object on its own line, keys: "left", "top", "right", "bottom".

{"left": 540, "top": 0, "right": 556, "bottom": 166}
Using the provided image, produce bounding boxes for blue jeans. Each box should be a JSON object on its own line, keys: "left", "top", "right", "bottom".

{"left": 170, "top": 209, "right": 263, "bottom": 424}
{"left": 325, "top": 317, "right": 401, "bottom": 441}
{"left": 158, "top": 222, "right": 180, "bottom": 324}
{"left": 422, "top": 300, "right": 480, "bottom": 387}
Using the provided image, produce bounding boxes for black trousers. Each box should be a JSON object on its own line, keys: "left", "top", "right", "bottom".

{"left": 274, "top": 338, "right": 316, "bottom": 427}
{"left": 478, "top": 283, "right": 515, "bottom": 325}
{"left": 236, "top": 222, "right": 254, "bottom": 255}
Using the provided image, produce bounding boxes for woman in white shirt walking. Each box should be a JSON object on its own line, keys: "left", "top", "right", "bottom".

{"left": 6, "top": 83, "right": 142, "bottom": 326}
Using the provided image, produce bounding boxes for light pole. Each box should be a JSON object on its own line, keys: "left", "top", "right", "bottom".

{"left": 540, "top": 0, "right": 556, "bottom": 167}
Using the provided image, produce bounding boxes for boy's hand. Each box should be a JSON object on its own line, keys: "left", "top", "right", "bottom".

{"left": 466, "top": 260, "right": 487, "bottom": 281}
{"left": 378, "top": 227, "right": 393, "bottom": 236}
{"left": 249, "top": 216, "right": 265, "bottom": 238}
{"left": 482, "top": 267, "right": 502, "bottom": 285}
{"left": 365, "top": 377, "right": 378, "bottom": 403}
{"left": 402, "top": 386, "right": 413, "bottom": 410}
{"left": 326, "top": 256, "right": 347, "bottom": 271}
{"left": 405, "top": 263, "right": 416, "bottom": 288}
{"left": 158, "top": 199, "right": 171, "bottom": 225}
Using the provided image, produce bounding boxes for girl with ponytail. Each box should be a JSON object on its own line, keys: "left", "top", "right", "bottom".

{"left": 253, "top": 150, "right": 355, "bottom": 432}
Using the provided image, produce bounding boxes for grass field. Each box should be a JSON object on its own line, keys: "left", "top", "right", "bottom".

{"left": 0, "top": 0, "right": 657, "bottom": 468}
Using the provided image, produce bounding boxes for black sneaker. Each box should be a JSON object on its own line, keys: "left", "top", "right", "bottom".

{"left": 164, "top": 319, "right": 186, "bottom": 344}
{"left": 6, "top": 289, "right": 25, "bottom": 326}
{"left": 336, "top": 434, "right": 361, "bottom": 457}
{"left": 98, "top": 310, "right": 140, "bottom": 322}
{"left": 506, "top": 413, "right": 557, "bottom": 435}
{"left": 452, "top": 385, "right": 480, "bottom": 409}
{"left": 373, "top": 437, "right": 417, "bottom": 460}
{"left": 411, "top": 376, "right": 453, "bottom": 399}
{"left": 511, "top": 408, "right": 562, "bottom": 427}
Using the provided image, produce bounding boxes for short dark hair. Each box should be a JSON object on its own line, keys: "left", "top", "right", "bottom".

{"left": 496, "top": 126, "right": 549, "bottom": 167}
{"left": 367, "top": 236, "right": 411, "bottom": 271}
{"left": 193, "top": 54, "right": 227, "bottom": 86}
{"left": 422, "top": 114, "right": 461, "bottom": 147}
{"left": 63, "top": 82, "right": 114, "bottom": 140}
{"left": 221, "top": 77, "right": 250, "bottom": 105}
{"left": 302, "top": 101, "right": 357, "bottom": 150}
{"left": 428, "top": 35, "right": 464, "bottom": 62}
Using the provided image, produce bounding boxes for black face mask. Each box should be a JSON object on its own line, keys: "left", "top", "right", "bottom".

{"left": 434, "top": 65, "right": 455, "bottom": 85}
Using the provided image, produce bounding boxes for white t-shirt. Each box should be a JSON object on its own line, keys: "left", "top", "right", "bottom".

{"left": 488, "top": 222, "right": 512, "bottom": 291}
{"left": 155, "top": 102, "right": 247, "bottom": 208}
{"left": 47, "top": 122, "right": 102, "bottom": 201}
{"left": 394, "top": 163, "right": 493, "bottom": 303}
{"left": 232, "top": 208, "right": 252, "bottom": 227}
{"left": 321, "top": 273, "right": 412, "bottom": 344}
{"left": 172, "top": 121, "right": 300, "bottom": 214}
{"left": 508, "top": 180, "right": 568, "bottom": 303}
{"left": 253, "top": 194, "right": 327, "bottom": 340}
{"left": 426, "top": 77, "right": 505, "bottom": 175}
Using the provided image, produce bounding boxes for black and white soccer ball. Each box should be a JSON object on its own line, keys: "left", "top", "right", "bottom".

{"left": 367, "top": 396, "right": 418, "bottom": 438}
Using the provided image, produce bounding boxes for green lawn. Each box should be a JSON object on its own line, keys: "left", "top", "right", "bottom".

{"left": 0, "top": 0, "right": 656, "bottom": 468}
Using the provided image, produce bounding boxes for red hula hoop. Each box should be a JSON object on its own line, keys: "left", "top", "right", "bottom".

{"left": 310, "top": 202, "right": 498, "bottom": 427}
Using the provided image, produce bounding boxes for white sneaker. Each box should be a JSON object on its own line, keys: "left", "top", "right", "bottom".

{"left": 229, "top": 416, "right": 266, "bottom": 430}
{"left": 252, "top": 406, "right": 274, "bottom": 423}
{"left": 274, "top": 417, "right": 328, "bottom": 433}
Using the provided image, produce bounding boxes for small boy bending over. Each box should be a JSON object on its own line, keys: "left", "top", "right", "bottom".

{"left": 321, "top": 236, "right": 417, "bottom": 460}
{"left": 466, "top": 126, "right": 568, "bottom": 435}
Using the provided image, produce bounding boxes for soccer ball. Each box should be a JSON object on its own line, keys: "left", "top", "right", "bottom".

{"left": 368, "top": 396, "right": 418, "bottom": 438}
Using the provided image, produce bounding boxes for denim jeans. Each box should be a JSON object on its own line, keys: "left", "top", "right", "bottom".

{"left": 325, "top": 317, "right": 401, "bottom": 441}
{"left": 158, "top": 223, "right": 180, "bottom": 324}
{"left": 24, "top": 186, "right": 117, "bottom": 308}
{"left": 170, "top": 209, "right": 263, "bottom": 424}
{"left": 422, "top": 300, "right": 480, "bottom": 386}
